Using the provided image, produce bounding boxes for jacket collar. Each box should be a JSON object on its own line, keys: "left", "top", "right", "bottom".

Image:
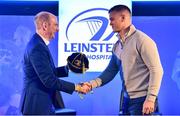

{"left": 34, "top": 33, "right": 50, "bottom": 46}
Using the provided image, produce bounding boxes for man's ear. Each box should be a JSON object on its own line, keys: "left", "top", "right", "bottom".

{"left": 42, "top": 22, "right": 48, "bottom": 31}
{"left": 121, "top": 15, "right": 125, "bottom": 22}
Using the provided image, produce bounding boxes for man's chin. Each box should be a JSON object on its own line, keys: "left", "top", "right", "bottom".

{"left": 112, "top": 29, "right": 118, "bottom": 32}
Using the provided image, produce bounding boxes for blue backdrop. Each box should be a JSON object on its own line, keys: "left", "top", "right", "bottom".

{"left": 0, "top": 16, "right": 180, "bottom": 115}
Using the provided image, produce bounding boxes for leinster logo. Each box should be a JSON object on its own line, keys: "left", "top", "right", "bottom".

{"left": 66, "top": 8, "right": 115, "bottom": 42}
{"left": 62, "top": 7, "right": 116, "bottom": 72}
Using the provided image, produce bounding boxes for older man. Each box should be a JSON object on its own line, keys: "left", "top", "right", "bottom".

{"left": 20, "top": 11, "right": 90, "bottom": 115}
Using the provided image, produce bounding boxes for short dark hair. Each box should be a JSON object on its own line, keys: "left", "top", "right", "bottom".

{"left": 109, "top": 5, "right": 131, "bottom": 14}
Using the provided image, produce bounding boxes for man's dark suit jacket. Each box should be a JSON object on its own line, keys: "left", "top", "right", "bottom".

{"left": 20, "top": 33, "right": 75, "bottom": 115}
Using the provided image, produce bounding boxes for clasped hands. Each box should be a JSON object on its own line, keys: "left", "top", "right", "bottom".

{"left": 75, "top": 82, "right": 92, "bottom": 94}
{"left": 75, "top": 78, "right": 102, "bottom": 95}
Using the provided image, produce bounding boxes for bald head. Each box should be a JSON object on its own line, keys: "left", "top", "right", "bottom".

{"left": 34, "top": 11, "right": 59, "bottom": 40}
{"left": 34, "top": 11, "right": 56, "bottom": 30}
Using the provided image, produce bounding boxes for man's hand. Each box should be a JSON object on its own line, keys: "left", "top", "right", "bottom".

{"left": 142, "top": 100, "right": 155, "bottom": 115}
{"left": 75, "top": 82, "right": 92, "bottom": 94}
{"left": 81, "top": 82, "right": 92, "bottom": 93}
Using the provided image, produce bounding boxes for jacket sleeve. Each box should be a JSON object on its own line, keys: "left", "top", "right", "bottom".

{"left": 29, "top": 44, "right": 75, "bottom": 94}
{"left": 98, "top": 53, "right": 120, "bottom": 86}
{"left": 55, "top": 66, "right": 69, "bottom": 78}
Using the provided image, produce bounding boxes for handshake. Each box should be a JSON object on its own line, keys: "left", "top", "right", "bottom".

{"left": 75, "top": 78, "right": 102, "bottom": 94}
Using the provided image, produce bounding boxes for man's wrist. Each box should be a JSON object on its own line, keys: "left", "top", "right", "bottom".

{"left": 75, "top": 84, "right": 81, "bottom": 92}
{"left": 146, "top": 94, "right": 157, "bottom": 102}
{"left": 89, "top": 78, "right": 102, "bottom": 88}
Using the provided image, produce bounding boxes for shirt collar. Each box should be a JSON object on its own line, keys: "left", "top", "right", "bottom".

{"left": 116, "top": 24, "right": 136, "bottom": 42}
{"left": 42, "top": 37, "right": 50, "bottom": 45}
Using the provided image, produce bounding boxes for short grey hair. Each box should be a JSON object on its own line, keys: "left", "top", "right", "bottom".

{"left": 34, "top": 11, "right": 54, "bottom": 29}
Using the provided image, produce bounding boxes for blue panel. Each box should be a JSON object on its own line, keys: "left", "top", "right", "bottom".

{"left": 0, "top": 1, "right": 58, "bottom": 15}
{"left": 132, "top": 1, "right": 180, "bottom": 16}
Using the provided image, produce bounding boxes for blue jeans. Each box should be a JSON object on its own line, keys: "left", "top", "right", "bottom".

{"left": 121, "top": 96, "right": 159, "bottom": 115}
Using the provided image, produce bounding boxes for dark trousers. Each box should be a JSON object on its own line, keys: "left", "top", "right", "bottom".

{"left": 121, "top": 96, "right": 159, "bottom": 115}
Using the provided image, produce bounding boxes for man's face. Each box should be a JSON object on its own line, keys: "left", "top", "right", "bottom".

{"left": 109, "top": 11, "right": 125, "bottom": 32}
{"left": 47, "top": 16, "right": 59, "bottom": 40}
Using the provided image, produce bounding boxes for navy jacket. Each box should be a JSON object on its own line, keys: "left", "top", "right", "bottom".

{"left": 20, "top": 33, "right": 75, "bottom": 115}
